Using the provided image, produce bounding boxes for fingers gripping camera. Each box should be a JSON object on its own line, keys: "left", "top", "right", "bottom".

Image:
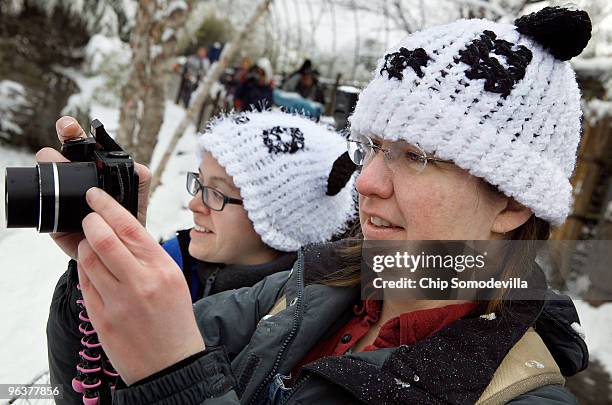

{"left": 5, "top": 120, "right": 139, "bottom": 232}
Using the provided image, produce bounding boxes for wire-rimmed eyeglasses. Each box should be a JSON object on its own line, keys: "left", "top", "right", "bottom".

{"left": 347, "top": 134, "right": 453, "bottom": 173}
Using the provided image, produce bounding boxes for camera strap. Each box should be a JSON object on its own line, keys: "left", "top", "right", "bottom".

{"left": 69, "top": 259, "right": 118, "bottom": 404}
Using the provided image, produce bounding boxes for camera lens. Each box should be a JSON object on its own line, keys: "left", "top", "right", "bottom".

{"left": 5, "top": 162, "right": 98, "bottom": 232}
{"left": 5, "top": 167, "right": 39, "bottom": 228}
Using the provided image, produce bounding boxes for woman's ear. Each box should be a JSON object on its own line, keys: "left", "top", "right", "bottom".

{"left": 491, "top": 198, "right": 533, "bottom": 234}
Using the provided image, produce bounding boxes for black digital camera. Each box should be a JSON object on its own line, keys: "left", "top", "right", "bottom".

{"left": 5, "top": 119, "right": 139, "bottom": 232}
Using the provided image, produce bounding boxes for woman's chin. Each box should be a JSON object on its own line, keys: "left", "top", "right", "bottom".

{"left": 188, "top": 241, "right": 217, "bottom": 262}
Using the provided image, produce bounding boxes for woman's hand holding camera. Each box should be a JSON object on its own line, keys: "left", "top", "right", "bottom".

{"left": 35, "top": 116, "right": 151, "bottom": 259}
{"left": 34, "top": 117, "right": 204, "bottom": 384}
{"left": 76, "top": 186, "right": 205, "bottom": 386}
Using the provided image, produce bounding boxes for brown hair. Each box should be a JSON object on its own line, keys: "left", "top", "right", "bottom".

{"left": 319, "top": 215, "right": 551, "bottom": 313}
{"left": 483, "top": 215, "right": 550, "bottom": 313}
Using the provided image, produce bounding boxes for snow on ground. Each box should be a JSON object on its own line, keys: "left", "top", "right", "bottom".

{"left": 0, "top": 80, "right": 29, "bottom": 137}
{"left": 0, "top": 100, "right": 197, "bottom": 398}
{"left": 0, "top": 227, "right": 68, "bottom": 389}
{"left": 574, "top": 300, "right": 612, "bottom": 378}
{"left": 0, "top": 146, "right": 66, "bottom": 392}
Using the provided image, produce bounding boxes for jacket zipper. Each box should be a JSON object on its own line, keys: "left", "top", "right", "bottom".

{"left": 203, "top": 267, "right": 219, "bottom": 297}
{"left": 249, "top": 249, "right": 305, "bottom": 404}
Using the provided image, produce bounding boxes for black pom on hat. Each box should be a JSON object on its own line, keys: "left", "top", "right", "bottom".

{"left": 514, "top": 6, "right": 591, "bottom": 61}
{"left": 326, "top": 152, "right": 356, "bottom": 196}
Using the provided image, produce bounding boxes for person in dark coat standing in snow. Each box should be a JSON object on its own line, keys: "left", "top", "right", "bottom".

{"left": 43, "top": 6, "right": 592, "bottom": 404}
{"left": 282, "top": 59, "right": 326, "bottom": 105}
{"left": 282, "top": 68, "right": 325, "bottom": 105}
{"left": 227, "top": 56, "right": 253, "bottom": 96}
{"left": 180, "top": 46, "right": 210, "bottom": 107}
{"left": 234, "top": 59, "right": 275, "bottom": 112}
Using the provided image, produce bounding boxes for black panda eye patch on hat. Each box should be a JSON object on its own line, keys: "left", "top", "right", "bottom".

{"left": 262, "top": 126, "right": 305, "bottom": 154}
{"left": 455, "top": 30, "right": 533, "bottom": 98}
{"left": 380, "top": 47, "right": 431, "bottom": 80}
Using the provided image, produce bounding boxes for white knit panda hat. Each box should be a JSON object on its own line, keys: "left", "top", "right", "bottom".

{"left": 197, "top": 110, "right": 356, "bottom": 252}
{"left": 350, "top": 7, "right": 591, "bottom": 226}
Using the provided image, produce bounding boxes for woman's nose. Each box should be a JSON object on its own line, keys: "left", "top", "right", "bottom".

{"left": 188, "top": 191, "right": 211, "bottom": 214}
{"left": 355, "top": 152, "right": 394, "bottom": 199}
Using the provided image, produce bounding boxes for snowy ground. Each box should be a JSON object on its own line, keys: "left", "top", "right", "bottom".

{"left": 573, "top": 300, "right": 612, "bottom": 378}
{"left": 1, "top": 101, "right": 611, "bottom": 403}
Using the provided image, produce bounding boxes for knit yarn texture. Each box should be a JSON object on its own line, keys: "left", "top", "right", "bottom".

{"left": 350, "top": 18, "right": 583, "bottom": 226}
{"left": 198, "top": 111, "right": 356, "bottom": 251}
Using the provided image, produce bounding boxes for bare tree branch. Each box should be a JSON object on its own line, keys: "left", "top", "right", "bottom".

{"left": 453, "top": 0, "right": 506, "bottom": 18}
{"left": 150, "top": 0, "right": 273, "bottom": 193}
{"left": 117, "top": 0, "right": 192, "bottom": 165}
{"left": 393, "top": 0, "right": 414, "bottom": 32}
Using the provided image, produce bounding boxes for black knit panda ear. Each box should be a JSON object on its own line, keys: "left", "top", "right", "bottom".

{"left": 326, "top": 152, "right": 357, "bottom": 196}
{"left": 514, "top": 6, "right": 591, "bottom": 61}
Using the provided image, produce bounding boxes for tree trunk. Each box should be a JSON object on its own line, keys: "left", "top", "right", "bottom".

{"left": 117, "top": 0, "right": 192, "bottom": 165}
{"left": 150, "top": 0, "right": 274, "bottom": 193}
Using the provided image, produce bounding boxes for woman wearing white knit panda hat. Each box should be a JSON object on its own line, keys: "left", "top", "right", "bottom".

{"left": 161, "top": 109, "right": 357, "bottom": 301}
{"left": 349, "top": 6, "right": 591, "bottom": 228}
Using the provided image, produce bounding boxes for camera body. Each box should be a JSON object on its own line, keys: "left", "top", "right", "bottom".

{"left": 5, "top": 119, "right": 139, "bottom": 232}
{"left": 61, "top": 119, "right": 139, "bottom": 219}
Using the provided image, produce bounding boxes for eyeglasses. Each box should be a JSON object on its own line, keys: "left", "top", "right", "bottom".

{"left": 347, "top": 134, "right": 453, "bottom": 174}
{"left": 186, "top": 172, "right": 243, "bottom": 211}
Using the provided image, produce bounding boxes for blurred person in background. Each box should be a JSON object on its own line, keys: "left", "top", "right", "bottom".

{"left": 180, "top": 46, "right": 211, "bottom": 108}
{"left": 233, "top": 56, "right": 253, "bottom": 85}
{"left": 234, "top": 58, "right": 274, "bottom": 111}
{"left": 282, "top": 59, "right": 326, "bottom": 105}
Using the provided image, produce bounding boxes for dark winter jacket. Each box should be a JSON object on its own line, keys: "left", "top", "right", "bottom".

{"left": 47, "top": 241, "right": 588, "bottom": 404}
{"left": 235, "top": 79, "right": 274, "bottom": 112}
{"left": 47, "top": 229, "right": 294, "bottom": 404}
{"left": 162, "top": 229, "right": 296, "bottom": 302}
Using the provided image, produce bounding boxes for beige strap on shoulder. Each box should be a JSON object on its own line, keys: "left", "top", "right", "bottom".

{"left": 257, "top": 295, "right": 287, "bottom": 327}
{"left": 267, "top": 295, "right": 287, "bottom": 317}
{"left": 476, "top": 327, "right": 565, "bottom": 405}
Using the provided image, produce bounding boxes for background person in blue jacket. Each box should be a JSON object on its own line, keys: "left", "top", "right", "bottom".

{"left": 161, "top": 110, "right": 357, "bottom": 302}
